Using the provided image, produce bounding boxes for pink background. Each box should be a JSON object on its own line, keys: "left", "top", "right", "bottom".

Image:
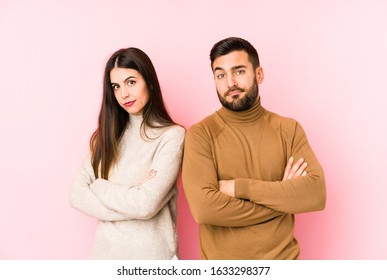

{"left": 1, "top": 0, "right": 386, "bottom": 259}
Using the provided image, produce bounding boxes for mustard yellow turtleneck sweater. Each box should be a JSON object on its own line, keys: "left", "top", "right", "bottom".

{"left": 182, "top": 98, "right": 326, "bottom": 259}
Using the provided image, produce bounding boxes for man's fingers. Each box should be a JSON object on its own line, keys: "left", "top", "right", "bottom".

{"left": 287, "top": 158, "right": 304, "bottom": 179}
{"left": 283, "top": 157, "right": 294, "bottom": 180}
{"left": 294, "top": 162, "right": 308, "bottom": 177}
{"left": 283, "top": 157, "right": 309, "bottom": 180}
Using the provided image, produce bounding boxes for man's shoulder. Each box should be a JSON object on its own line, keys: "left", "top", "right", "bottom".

{"left": 187, "top": 111, "right": 224, "bottom": 137}
{"left": 265, "top": 109, "right": 298, "bottom": 125}
{"left": 264, "top": 109, "right": 302, "bottom": 135}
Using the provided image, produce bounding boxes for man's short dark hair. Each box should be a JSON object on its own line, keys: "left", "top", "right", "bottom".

{"left": 210, "top": 37, "right": 260, "bottom": 69}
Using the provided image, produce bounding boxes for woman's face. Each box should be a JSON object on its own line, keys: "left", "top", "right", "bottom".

{"left": 110, "top": 67, "right": 150, "bottom": 116}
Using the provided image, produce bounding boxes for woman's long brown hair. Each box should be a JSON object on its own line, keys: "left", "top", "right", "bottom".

{"left": 90, "top": 48, "right": 176, "bottom": 179}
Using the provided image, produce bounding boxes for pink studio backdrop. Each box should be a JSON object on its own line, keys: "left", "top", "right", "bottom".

{"left": 1, "top": 0, "right": 386, "bottom": 259}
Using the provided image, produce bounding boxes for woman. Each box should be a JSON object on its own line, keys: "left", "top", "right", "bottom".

{"left": 69, "top": 47, "right": 185, "bottom": 259}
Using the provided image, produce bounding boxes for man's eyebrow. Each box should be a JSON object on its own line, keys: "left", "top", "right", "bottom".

{"left": 231, "top": 65, "right": 247, "bottom": 70}
{"left": 213, "top": 65, "right": 247, "bottom": 72}
{"left": 213, "top": 66, "right": 224, "bottom": 72}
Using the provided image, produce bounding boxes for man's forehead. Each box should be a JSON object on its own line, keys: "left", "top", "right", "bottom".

{"left": 213, "top": 51, "right": 251, "bottom": 71}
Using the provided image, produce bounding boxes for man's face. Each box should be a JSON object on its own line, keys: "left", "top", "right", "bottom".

{"left": 212, "top": 50, "right": 263, "bottom": 111}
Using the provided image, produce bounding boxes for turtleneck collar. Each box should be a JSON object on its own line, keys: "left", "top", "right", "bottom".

{"left": 127, "top": 113, "right": 162, "bottom": 139}
{"left": 129, "top": 113, "right": 143, "bottom": 128}
{"left": 217, "top": 97, "right": 265, "bottom": 125}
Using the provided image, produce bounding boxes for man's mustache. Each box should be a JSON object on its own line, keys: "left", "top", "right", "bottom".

{"left": 226, "top": 87, "right": 244, "bottom": 96}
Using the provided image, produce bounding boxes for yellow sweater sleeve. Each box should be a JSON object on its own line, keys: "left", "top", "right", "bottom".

{"left": 182, "top": 124, "right": 285, "bottom": 227}
{"left": 234, "top": 122, "right": 326, "bottom": 214}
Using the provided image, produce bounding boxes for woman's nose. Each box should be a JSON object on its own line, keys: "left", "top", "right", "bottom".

{"left": 121, "top": 86, "right": 130, "bottom": 99}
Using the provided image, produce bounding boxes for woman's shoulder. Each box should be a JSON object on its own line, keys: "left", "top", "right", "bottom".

{"left": 145, "top": 123, "right": 186, "bottom": 142}
{"left": 161, "top": 124, "right": 186, "bottom": 140}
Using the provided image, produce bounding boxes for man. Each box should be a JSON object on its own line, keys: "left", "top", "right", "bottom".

{"left": 182, "top": 37, "right": 326, "bottom": 259}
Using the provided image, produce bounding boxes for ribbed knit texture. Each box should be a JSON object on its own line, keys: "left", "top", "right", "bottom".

{"left": 182, "top": 98, "right": 325, "bottom": 259}
{"left": 70, "top": 114, "right": 185, "bottom": 259}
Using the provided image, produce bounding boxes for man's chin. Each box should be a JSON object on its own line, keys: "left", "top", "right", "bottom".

{"left": 223, "top": 95, "right": 258, "bottom": 112}
{"left": 223, "top": 102, "right": 246, "bottom": 111}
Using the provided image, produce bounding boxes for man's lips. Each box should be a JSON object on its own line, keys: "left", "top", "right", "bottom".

{"left": 227, "top": 90, "right": 243, "bottom": 97}
{"left": 124, "top": 100, "right": 136, "bottom": 107}
{"left": 226, "top": 87, "right": 244, "bottom": 97}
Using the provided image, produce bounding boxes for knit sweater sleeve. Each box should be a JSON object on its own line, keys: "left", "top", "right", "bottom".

{"left": 69, "top": 154, "right": 129, "bottom": 221}
{"left": 182, "top": 124, "right": 284, "bottom": 227}
{"left": 235, "top": 122, "right": 326, "bottom": 214}
{"left": 90, "top": 126, "right": 185, "bottom": 220}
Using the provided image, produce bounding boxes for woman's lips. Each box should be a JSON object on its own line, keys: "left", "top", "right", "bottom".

{"left": 124, "top": 100, "right": 135, "bottom": 107}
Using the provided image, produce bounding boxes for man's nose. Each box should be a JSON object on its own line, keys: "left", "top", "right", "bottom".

{"left": 227, "top": 75, "right": 237, "bottom": 88}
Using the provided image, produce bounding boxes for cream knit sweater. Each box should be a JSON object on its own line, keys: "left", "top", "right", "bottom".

{"left": 69, "top": 114, "right": 185, "bottom": 259}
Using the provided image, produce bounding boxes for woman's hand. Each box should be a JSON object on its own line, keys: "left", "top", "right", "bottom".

{"left": 141, "top": 169, "right": 157, "bottom": 183}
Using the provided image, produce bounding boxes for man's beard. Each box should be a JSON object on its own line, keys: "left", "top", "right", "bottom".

{"left": 217, "top": 78, "right": 259, "bottom": 112}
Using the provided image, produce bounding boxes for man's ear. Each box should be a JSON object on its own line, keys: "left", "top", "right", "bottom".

{"left": 256, "top": 66, "right": 264, "bottom": 84}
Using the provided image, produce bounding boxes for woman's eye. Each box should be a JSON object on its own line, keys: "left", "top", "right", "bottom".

{"left": 128, "top": 80, "right": 136, "bottom": 86}
{"left": 112, "top": 84, "right": 119, "bottom": 90}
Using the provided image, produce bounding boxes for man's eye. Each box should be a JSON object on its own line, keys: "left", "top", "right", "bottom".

{"left": 236, "top": 70, "right": 245, "bottom": 75}
{"left": 217, "top": 74, "right": 225, "bottom": 79}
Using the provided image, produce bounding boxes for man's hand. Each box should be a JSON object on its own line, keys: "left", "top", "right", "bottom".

{"left": 219, "top": 157, "right": 307, "bottom": 197}
{"left": 219, "top": 179, "right": 235, "bottom": 197}
{"left": 283, "top": 157, "right": 307, "bottom": 180}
